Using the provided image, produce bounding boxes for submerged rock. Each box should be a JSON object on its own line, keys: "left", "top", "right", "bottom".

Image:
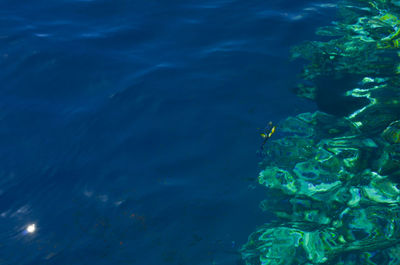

{"left": 382, "top": 120, "right": 400, "bottom": 143}
{"left": 243, "top": 110, "right": 400, "bottom": 264}
{"left": 242, "top": 1, "right": 400, "bottom": 264}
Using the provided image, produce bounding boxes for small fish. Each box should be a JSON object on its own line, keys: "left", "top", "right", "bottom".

{"left": 260, "top": 121, "right": 276, "bottom": 150}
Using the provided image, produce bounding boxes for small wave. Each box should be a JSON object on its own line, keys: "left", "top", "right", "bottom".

{"left": 201, "top": 40, "right": 248, "bottom": 55}
{"left": 256, "top": 2, "right": 337, "bottom": 22}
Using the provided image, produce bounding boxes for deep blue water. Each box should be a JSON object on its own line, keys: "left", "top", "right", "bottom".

{"left": 0, "top": 1, "right": 334, "bottom": 264}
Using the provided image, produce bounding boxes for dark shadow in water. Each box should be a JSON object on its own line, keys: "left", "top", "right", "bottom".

{"left": 314, "top": 74, "right": 370, "bottom": 116}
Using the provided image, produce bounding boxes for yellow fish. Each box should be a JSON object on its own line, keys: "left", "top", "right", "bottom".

{"left": 260, "top": 122, "right": 276, "bottom": 150}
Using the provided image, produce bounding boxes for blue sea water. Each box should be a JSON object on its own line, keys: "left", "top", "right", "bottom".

{"left": 0, "top": 1, "right": 334, "bottom": 264}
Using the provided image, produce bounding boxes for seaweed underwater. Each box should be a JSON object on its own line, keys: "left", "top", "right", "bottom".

{"left": 241, "top": 0, "right": 400, "bottom": 264}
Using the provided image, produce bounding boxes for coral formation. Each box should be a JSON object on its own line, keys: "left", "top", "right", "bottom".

{"left": 241, "top": 1, "right": 400, "bottom": 264}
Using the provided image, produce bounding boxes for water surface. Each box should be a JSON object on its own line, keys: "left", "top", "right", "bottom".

{"left": 0, "top": 1, "right": 334, "bottom": 264}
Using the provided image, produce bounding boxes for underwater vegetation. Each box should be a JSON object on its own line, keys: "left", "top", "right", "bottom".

{"left": 241, "top": 0, "right": 400, "bottom": 264}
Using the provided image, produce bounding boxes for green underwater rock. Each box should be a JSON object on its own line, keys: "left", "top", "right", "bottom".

{"left": 259, "top": 167, "right": 297, "bottom": 195}
{"left": 242, "top": 1, "right": 400, "bottom": 264}
{"left": 242, "top": 203, "right": 400, "bottom": 264}
{"left": 241, "top": 226, "right": 304, "bottom": 265}
{"left": 375, "top": 142, "right": 400, "bottom": 177}
{"left": 289, "top": 0, "right": 400, "bottom": 118}
{"left": 382, "top": 120, "right": 400, "bottom": 143}
{"left": 243, "top": 111, "right": 400, "bottom": 264}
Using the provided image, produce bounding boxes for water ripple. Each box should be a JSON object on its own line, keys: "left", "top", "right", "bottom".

{"left": 0, "top": 1, "right": 327, "bottom": 264}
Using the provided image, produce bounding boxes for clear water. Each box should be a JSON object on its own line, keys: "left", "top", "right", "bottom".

{"left": 0, "top": 1, "right": 334, "bottom": 264}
